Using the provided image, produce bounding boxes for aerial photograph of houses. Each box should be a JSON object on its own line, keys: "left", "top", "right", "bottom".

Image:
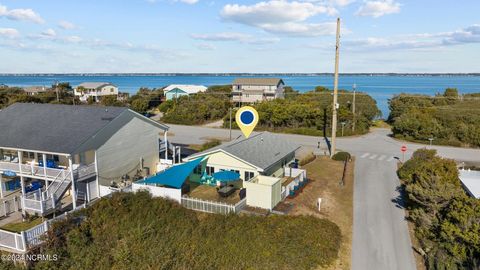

{"left": 0, "top": 0, "right": 480, "bottom": 269}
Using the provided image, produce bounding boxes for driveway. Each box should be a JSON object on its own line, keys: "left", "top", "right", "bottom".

{"left": 166, "top": 124, "right": 480, "bottom": 270}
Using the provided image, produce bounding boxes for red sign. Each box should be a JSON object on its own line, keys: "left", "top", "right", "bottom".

{"left": 401, "top": 145, "right": 407, "bottom": 152}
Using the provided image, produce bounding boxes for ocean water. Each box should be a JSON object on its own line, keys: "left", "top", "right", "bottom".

{"left": 1, "top": 74, "right": 480, "bottom": 118}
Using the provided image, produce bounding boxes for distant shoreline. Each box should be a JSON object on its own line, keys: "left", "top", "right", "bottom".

{"left": 1, "top": 73, "right": 480, "bottom": 77}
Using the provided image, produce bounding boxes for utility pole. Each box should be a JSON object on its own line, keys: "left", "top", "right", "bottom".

{"left": 352, "top": 83, "right": 356, "bottom": 133}
{"left": 229, "top": 107, "right": 232, "bottom": 141}
{"left": 331, "top": 17, "right": 341, "bottom": 158}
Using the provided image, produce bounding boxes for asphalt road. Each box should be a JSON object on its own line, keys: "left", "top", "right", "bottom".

{"left": 352, "top": 154, "right": 416, "bottom": 270}
{"left": 166, "top": 124, "right": 480, "bottom": 270}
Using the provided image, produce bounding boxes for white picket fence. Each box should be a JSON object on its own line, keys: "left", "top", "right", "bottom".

{"left": 181, "top": 196, "right": 246, "bottom": 215}
{"left": 23, "top": 204, "right": 86, "bottom": 249}
{"left": 0, "top": 196, "right": 21, "bottom": 218}
{"left": 0, "top": 204, "right": 86, "bottom": 253}
{"left": 0, "top": 229, "right": 25, "bottom": 252}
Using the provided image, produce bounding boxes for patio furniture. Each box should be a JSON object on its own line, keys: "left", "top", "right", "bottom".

{"left": 218, "top": 185, "right": 236, "bottom": 197}
{"left": 239, "top": 188, "right": 246, "bottom": 199}
{"left": 25, "top": 181, "right": 43, "bottom": 193}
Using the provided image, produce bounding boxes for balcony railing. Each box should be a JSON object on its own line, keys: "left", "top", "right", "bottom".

{"left": 0, "top": 161, "right": 68, "bottom": 181}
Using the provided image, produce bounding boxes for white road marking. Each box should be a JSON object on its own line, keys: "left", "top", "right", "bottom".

{"left": 360, "top": 153, "right": 370, "bottom": 158}
{"left": 387, "top": 156, "right": 395, "bottom": 162}
{"left": 369, "top": 154, "right": 378, "bottom": 159}
{"left": 378, "top": 155, "right": 386, "bottom": 161}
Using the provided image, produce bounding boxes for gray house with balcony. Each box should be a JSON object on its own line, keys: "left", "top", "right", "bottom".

{"left": 232, "top": 78, "right": 285, "bottom": 103}
{"left": 0, "top": 103, "right": 169, "bottom": 216}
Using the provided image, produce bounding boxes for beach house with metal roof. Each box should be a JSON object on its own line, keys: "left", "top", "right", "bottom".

{"left": 163, "top": 84, "right": 208, "bottom": 100}
{"left": 232, "top": 78, "right": 285, "bottom": 103}
{"left": 74, "top": 82, "right": 119, "bottom": 102}
{"left": 0, "top": 103, "right": 169, "bottom": 216}
{"left": 184, "top": 132, "right": 300, "bottom": 182}
{"left": 23, "top": 86, "right": 48, "bottom": 96}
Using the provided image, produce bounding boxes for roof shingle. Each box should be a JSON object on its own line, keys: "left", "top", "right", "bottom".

{"left": 0, "top": 103, "right": 128, "bottom": 154}
{"left": 188, "top": 132, "right": 300, "bottom": 171}
{"left": 232, "top": 78, "right": 284, "bottom": 86}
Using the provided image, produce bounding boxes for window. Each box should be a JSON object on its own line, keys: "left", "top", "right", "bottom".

{"left": 46, "top": 154, "right": 59, "bottom": 162}
{"left": 230, "top": 169, "right": 240, "bottom": 175}
{"left": 23, "top": 152, "right": 35, "bottom": 159}
{"left": 193, "top": 164, "right": 203, "bottom": 175}
{"left": 206, "top": 166, "right": 215, "bottom": 176}
{"left": 79, "top": 152, "right": 86, "bottom": 165}
{"left": 244, "top": 171, "right": 255, "bottom": 181}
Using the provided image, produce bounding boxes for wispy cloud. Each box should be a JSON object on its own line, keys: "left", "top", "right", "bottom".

{"left": 323, "top": 24, "right": 480, "bottom": 51}
{"left": 147, "top": 0, "right": 199, "bottom": 4}
{"left": 190, "top": 32, "right": 280, "bottom": 44}
{"left": 356, "top": 0, "right": 401, "bottom": 18}
{"left": 40, "top": 29, "right": 56, "bottom": 38}
{"left": 0, "top": 28, "right": 20, "bottom": 39}
{"left": 176, "top": 0, "right": 199, "bottom": 3}
{"left": 329, "top": 0, "right": 356, "bottom": 7}
{"left": 195, "top": 43, "right": 216, "bottom": 50}
{"left": 58, "top": 20, "right": 76, "bottom": 30}
{"left": 0, "top": 4, "right": 44, "bottom": 24}
{"left": 220, "top": 0, "right": 338, "bottom": 37}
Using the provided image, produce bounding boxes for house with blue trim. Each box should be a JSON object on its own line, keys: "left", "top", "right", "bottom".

{"left": 164, "top": 84, "right": 207, "bottom": 100}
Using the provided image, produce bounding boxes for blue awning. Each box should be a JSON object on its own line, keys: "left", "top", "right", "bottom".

{"left": 136, "top": 158, "right": 203, "bottom": 189}
{"left": 212, "top": 171, "right": 240, "bottom": 182}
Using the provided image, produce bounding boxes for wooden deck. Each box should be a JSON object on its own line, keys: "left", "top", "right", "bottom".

{"left": 187, "top": 182, "right": 241, "bottom": 205}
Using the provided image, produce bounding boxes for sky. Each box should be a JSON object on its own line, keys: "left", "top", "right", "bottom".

{"left": 0, "top": 0, "right": 479, "bottom": 73}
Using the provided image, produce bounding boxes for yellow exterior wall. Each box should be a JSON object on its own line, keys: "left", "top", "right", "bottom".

{"left": 244, "top": 176, "right": 282, "bottom": 210}
{"left": 189, "top": 151, "right": 259, "bottom": 183}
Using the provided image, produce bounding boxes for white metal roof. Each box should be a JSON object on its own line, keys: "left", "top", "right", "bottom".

{"left": 77, "top": 82, "right": 116, "bottom": 89}
{"left": 164, "top": 84, "right": 207, "bottom": 95}
{"left": 459, "top": 169, "right": 480, "bottom": 199}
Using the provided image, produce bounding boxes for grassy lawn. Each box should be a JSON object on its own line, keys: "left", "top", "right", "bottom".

{"left": 188, "top": 138, "right": 224, "bottom": 152}
{"left": 372, "top": 119, "right": 391, "bottom": 129}
{"left": 0, "top": 217, "right": 43, "bottom": 233}
{"left": 287, "top": 156, "right": 354, "bottom": 270}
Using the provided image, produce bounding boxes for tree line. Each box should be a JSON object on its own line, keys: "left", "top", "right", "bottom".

{"left": 2, "top": 83, "right": 381, "bottom": 137}
{"left": 160, "top": 85, "right": 381, "bottom": 137}
{"left": 398, "top": 149, "right": 480, "bottom": 269}
{"left": 388, "top": 88, "right": 480, "bottom": 147}
{"left": 0, "top": 83, "right": 163, "bottom": 115}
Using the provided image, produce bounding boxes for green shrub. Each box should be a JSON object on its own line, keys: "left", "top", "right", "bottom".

{"left": 34, "top": 192, "right": 342, "bottom": 270}
{"left": 397, "top": 149, "right": 480, "bottom": 269}
{"left": 389, "top": 90, "right": 480, "bottom": 147}
{"left": 299, "top": 152, "right": 316, "bottom": 166}
{"left": 332, "top": 152, "right": 351, "bottom": 161}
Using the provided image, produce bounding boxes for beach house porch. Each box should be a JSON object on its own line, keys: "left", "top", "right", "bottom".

{"left": 0, "top": 148, "right": 97, "bottom": 216}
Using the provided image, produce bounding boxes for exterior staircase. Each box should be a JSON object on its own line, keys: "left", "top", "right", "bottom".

{"left": 22, "top": 163, "right": 96, "bottom": 216}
